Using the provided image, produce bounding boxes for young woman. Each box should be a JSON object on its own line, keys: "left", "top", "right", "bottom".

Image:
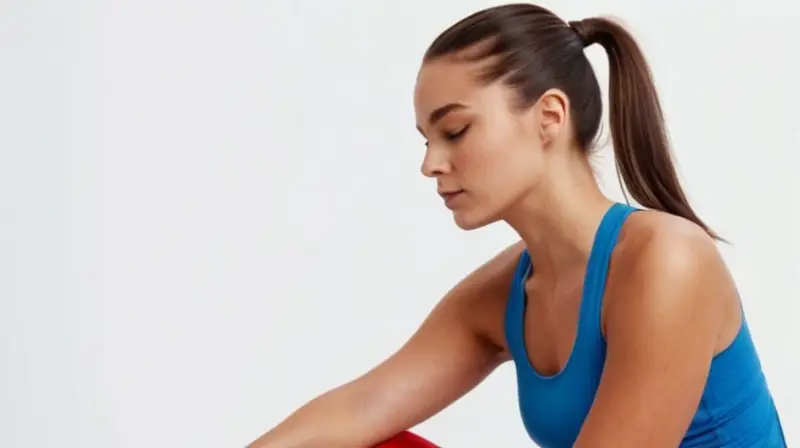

{"left": 250, "top": 4, "right": 785, "bottom": 447}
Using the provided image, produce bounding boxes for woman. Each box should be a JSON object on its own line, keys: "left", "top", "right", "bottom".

{"left": 251, "top": 4, "right": 785, "bottom": 447}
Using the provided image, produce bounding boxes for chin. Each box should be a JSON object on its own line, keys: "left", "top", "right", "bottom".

{"left": 452, "top": 210, "right": 496, "bottom": 231}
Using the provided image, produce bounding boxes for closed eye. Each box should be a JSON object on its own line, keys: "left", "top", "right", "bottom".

{"left": 445, "top": 124, "right": 470, "bottom": 142}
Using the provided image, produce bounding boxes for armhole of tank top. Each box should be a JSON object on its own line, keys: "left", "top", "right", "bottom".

{"left": 710, "top": 291, "right": 748, "bottom": 361}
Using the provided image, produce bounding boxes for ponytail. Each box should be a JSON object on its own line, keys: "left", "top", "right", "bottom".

{"left": 569, "top": 18, "right": 721, "bottom": 240}
{"left": 424, "top": 5, "right": 720, "bottom": 240}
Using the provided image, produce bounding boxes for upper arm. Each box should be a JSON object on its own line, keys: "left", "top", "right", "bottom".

{"left": 346, "top": 242, "right": 522, "bottom": 444}
{"left": 574, "top": 226, "right": 730, "bottom": 448}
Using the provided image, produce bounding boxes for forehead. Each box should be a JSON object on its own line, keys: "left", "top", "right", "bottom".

{"left": 414, "top": 58, "right": 483, "bottom": 115}
{"left": 414, "top": 55, "right": 518, "bottom": 128}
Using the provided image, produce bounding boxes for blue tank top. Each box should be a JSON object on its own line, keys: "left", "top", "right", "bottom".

{"left": 504, "top": 203, "right": 785, "bottom": 447}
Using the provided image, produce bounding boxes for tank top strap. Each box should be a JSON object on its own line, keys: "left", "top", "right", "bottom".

{"left": 577, "top": 202, "right": 639, "bottom": 347}
{"left": 504, "top": 203, "right": 639, "bottom": 365}
{"left": 504, "top": 248, "right": 531, "bottom": 363}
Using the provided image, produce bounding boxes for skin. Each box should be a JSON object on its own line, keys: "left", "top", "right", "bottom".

{"left": 249, "top": 52, "right": 743, "bottom": 448}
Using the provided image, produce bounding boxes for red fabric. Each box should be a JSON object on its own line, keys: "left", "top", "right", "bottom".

{"left": 373, "top": 431, "right": 439, "bottom": 447}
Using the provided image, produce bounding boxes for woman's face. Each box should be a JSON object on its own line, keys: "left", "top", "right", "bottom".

{"left": 414, "top": 57, "right": 551, "bottom": 230}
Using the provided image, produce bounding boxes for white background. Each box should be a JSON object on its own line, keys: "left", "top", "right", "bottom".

{"left": 2, "top": 0, "right": 798, "bottom": 447}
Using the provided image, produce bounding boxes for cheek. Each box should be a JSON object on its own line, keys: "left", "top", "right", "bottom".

{"left": 491, "top": 154, "right": 536, "bottom": 196}
{"left": 458, "top": 121, "right": 540, "bottom": 201}
{"left": 459, "top": 147, "right": 531, "bottom": 208}
{"left": 459, "top": 126, "right": 516, "bottom": 174}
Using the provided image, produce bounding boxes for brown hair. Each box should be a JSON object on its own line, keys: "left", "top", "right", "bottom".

{"left": 424, "top": 4, "right": 719, "bottom": 240}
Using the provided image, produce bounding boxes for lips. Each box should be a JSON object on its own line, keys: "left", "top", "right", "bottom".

{"left": 439, "top": 190, "right": 465, "bottom": 208}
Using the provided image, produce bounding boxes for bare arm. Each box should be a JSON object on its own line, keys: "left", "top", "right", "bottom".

{"left": 574, "top": 226, "right": 734, "bottom": 447}
{"left": 248, "top": 243, "right": 523, "bottom": 448}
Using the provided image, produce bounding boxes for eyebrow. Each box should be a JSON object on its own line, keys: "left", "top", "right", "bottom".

{"left": 416, "top": 102, "right": 467, "bottom": 135}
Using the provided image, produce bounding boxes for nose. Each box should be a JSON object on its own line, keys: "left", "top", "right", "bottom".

{"left": 420, "top": 146, "right": 451, "bottom": 178}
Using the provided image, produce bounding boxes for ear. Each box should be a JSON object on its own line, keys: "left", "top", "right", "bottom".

{"left": 535, "top": 88, "right": 569, "bottom": 147}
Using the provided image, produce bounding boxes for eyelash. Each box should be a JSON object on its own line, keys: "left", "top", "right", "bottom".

{"left": 423, "top": 124, "right": 471, "bottom": 147}
{"left": 445, "top": 124, "right": 470, "bottom": 142}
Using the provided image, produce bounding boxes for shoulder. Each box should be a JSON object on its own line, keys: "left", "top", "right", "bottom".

{"left": 438, "top": 241, "right": 525, "bottom": 356}
{"left": 454, "top": 240, "right": 526, "bottom": 297}
{"left": 616, "top": 210, "right": 721, "bottom": 278}
{"left": 604, "top": 210, "right": 733, "bottom": 338}
{"left": 574, "top": 212, "right": 739, "bottom": 446}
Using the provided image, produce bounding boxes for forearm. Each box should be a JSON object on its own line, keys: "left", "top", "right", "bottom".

{"left": 247, "top": 387, "right": 371, "bottom": 448}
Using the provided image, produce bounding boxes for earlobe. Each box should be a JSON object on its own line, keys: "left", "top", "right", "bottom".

{"left": 536, "top": 89, "right": 569, "bottom": 147}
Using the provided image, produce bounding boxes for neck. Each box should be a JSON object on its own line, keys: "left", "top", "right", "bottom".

{"left": 503, "top": 157, "right": 614, "bottom": 277}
